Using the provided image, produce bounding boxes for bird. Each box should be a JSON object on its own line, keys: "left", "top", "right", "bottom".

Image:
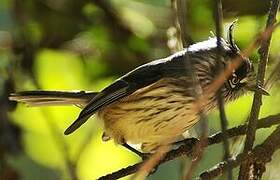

{"left": 9, "top": 24, "right": 269, "bottom": 153}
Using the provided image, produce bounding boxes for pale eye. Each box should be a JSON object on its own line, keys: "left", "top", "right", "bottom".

{"left": 229, "top": 73, "right": 240, "bottom": 88}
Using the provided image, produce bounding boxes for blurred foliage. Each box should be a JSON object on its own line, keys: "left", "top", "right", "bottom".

{"left": 1, "top": 0, "right": 280, "bottom": 179}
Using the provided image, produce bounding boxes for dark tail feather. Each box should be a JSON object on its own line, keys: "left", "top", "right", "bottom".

{"left": 9, "top": 90, "right": 98, "bottom": 108}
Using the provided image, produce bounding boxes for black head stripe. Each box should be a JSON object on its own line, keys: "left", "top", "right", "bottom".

{"left": 227, "top": 20, "right": 239, "bottom": 53}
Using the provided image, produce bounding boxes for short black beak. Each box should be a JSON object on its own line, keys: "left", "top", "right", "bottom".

{"left": 247, "top": 85, "right": 270, "bottom": 96}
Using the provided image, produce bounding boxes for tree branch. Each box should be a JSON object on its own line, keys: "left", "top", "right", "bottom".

{"left": 201, "top": 124, "right": 280, "bottom": 179}
{"left": 238, "top": 0, "right": 280, "bottom": 179}
{"left": 98, "top": 113, "right": 280, "bottom": 180}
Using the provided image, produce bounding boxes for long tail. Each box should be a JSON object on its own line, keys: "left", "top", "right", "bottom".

{"left": 9, "top": 90, "right": 98, "bottom": 108}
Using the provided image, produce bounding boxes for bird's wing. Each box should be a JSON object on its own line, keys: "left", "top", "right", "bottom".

{"left": 64, "top": 51, "right": 188, "bottom": 135}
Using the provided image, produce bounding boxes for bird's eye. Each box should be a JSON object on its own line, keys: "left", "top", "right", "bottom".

{"left": 228, "top": 73, "right": 240, "bottom": 88}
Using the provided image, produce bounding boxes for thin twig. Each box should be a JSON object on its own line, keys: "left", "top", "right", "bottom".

{"left": 173, "top": 0, "right": 210, "bottom": 179}
{"left": 171, "top": 0, "right": 187, "bottom": 176}
{"left": 176, "top": 0, "right": 188, "bottom": 47}
{"left": 170, "top": 1, "right": 209, "bottom": 179}
{"left": 238, "top": 0, "right": 280, "bottom": 179}
{"left": 98, "top": 113, "right": 280, "bottom": 180}
{"left": 170, "top": 0, "right": 184, "bottom": 51}
{"left": 133, "top": 145, "right": 170, "bottom": 179}
{"left": 213, "top": 0, "right": 232, "bottom": 179}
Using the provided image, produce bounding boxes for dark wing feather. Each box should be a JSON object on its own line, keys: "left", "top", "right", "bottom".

{"left": 64, "top": 50, "right": 188, "bottom": 135}
{"left": 64, "top": 80, "right": 130, "bottom": 134}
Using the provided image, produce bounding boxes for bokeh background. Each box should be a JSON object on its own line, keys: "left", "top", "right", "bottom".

{"left": 1, "top": 0, "right": 280, "bottom": 179}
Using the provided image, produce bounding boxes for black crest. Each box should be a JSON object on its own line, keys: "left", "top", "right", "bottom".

{"left": 227, "top": 20, "right": 239, "bottom": 53}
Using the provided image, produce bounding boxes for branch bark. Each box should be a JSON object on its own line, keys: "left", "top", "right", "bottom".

{"left": 238, "top": 0, "right": 280, "bottom": 179}
{"left": 201, "top": 124, "right": 280, "bottom": 179}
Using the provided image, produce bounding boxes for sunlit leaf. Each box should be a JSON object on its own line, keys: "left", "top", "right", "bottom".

{"left": 34, "top": 49, "right": 87, "bottom": 90}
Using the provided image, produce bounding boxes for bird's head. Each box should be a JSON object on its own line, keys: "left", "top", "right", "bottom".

{"left": 223, "top": 22, "right": 269, "bottom": 101}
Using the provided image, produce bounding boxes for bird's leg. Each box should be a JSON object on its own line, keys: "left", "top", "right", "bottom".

{"left": 122, "top": 143, "right": 142, "bottom": 156}
{"left": 104, "top": 132, "right": 150, "bottom": 159}
{"left": 123, "top": 138, "right": 199, "bottom": 160}
{"left": 122, "top": 143, "right": 161, "bottom": 176}
{"left": 122, "top": 143, "right": 150, "bottom": 160}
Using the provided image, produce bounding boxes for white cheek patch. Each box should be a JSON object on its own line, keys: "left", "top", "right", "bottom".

{"left": 229, "top": 80, "right": 237, "bottom": 88}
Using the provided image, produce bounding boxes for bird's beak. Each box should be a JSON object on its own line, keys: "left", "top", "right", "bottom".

{"left": 247, "top": 85, "right": 270, "bottom": 96}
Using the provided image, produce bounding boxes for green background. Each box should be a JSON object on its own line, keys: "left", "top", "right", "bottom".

{"left": 1, "top": 0, "right": 280, "bottom": 179}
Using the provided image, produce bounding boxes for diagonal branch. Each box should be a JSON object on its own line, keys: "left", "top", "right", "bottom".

{"left": 238, "top": 0, "right": 280, "bottom": 179}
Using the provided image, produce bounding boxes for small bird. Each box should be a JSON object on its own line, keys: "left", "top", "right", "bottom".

{"left": 10, "top": 24, "right": 269, "bottom": 152}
